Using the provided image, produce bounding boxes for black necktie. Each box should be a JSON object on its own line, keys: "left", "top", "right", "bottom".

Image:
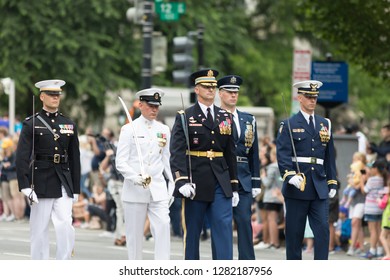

{"left": 233, "top": 116, "right": 238, "bottom": 141}
{"left": 309, "top": 115, "right": 315, "bottom": 133}
{"left": 206, "top": 107, "right": 213, "bottom": 127}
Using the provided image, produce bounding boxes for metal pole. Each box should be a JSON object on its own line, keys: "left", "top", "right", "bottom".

{"left": 197, "top": 23, "right": 204, "bottom": 70}
{"left": 141, "top": 0, "right": 153, "bottom": 89}
{"left": 9, "top": 79, "right": 15, "bottom": 136}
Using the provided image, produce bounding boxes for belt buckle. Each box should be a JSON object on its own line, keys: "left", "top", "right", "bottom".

{"left": 53, "top": 154, "right": 61, "bottom": 163}
{"left": 310, "top": 157, "right": 317, "bottom": 164}
{"left": 206, "top": 150, "right": 215, "bottom": 158}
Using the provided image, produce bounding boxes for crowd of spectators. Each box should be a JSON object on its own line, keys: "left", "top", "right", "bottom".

{"left": 1, "top": 120, "right": 389, "bottom": 259}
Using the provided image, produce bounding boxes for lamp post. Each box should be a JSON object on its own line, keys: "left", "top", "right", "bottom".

{"left": 126, "top": 0, "right": 153, "bottom": 89}
{"left": 141, "top": 0, "right": 153, "bottom": 89}
{"left": 0, "top": 78, "right": 15, "bottom": 136}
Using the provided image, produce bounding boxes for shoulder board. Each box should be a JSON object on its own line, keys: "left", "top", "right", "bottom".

{"left": 178, "top": 110, "right": 184, "bottom": 114}
{"left": 25, "top": 113, "right": 39, "bottom": 121}
{"left": 325, "top": 118, "right": 332, "bottom": 137}
{"left": 241, "top": 111, "right": 254, "bottom": 117}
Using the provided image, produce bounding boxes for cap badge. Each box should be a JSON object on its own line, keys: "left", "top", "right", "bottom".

{"left": 310, "top": 83, "right": 318, "bottom": 91}
{"left": 207, "top": 70, "right": 214, "bottom": 77}
{"left": 230, "top": 76, "right": 237, "bottom": 84}
{"left": 154, "top": 92, "right": 160, "bottom": 100}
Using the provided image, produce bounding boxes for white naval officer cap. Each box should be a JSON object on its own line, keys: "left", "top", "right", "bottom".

{"left": 135, "top": 88, "right": 165, "bottom": 106}
{"left": 293, "top": 80, "right": 323, "bottom": 97}
{"left": 35, "top": 79, "right": 65, "bottom": 95}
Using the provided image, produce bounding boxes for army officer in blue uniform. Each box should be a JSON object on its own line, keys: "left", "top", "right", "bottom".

{"left": 170, "top": 69, "right": 239, "bottom": 260}
{"left": 218, "top": 75, "right": 261, "bottom": 260}
{"left": 16, "top": 79, "right": 80, "bottom": 259}
{"left": 276, "top": 80, "right": 337, "bottom": 260}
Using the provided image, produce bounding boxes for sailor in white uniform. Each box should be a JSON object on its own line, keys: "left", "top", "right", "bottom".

{"left": 116, "top": 88, "right": 174, "bottom": 260}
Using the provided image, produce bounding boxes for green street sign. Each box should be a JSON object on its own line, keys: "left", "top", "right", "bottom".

{"left": 160, "top": 11, "right": 179, "bottom": 21}
{"left": 155, "top": 1, "right": 186, "bottom": 21}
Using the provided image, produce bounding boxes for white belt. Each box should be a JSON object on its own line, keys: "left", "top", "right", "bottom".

{"left": 237, "top": 156, "right": 248, "bottom": 163}
{"left": 292, "top": 157, "right": 324, "bottom": 165}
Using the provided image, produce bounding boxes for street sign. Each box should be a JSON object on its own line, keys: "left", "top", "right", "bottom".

{"left": 311, "top": 61, "right": 348, "bottom": 104}
{"left": 155, "top": 1, "right": 186, "bottom": 21}
{"left": 292, "top": 49, "right": 312, "bottom": 114}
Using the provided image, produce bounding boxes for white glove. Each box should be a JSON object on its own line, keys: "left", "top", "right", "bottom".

{"left": 328, "top": 189, "right": 337, "bottom": 198}
{"left": 288, "top": 175, "right": 304, "bottom": 190}
{"left": 130, "top": 174, "right": 144, "bottom": 186}
{"left": 21, "top": 188, "right": 39, "bottom": 204}
{"left": 179, "top": 183, "right": 196, "bottom": 198}
{"left": 130, "top": 174, "right": 151, "bottom": 187}
{"left": 252, "top": 188, "right": 261, "bottom": 198}
{"left": 73, "top": 194, "right": 79, "bottom": 203}
{"left": 232, "top": 191, "right": 240, "bottom": 207}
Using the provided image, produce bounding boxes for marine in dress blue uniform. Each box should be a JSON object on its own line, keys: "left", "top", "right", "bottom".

{"left": 16, "top": 79, "right": 81, "bottom": 259}
{"left": 276, "top": 80, "right": 337, "bottom": 260}
{"left": 170, "top": 69, "right": 239, "bottom": 260}
{"left": 218, "top": 75, "right": 261, "bottom": 260}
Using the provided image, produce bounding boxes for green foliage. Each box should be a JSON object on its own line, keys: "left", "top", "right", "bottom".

{"left": 298, "top": 0, "right": 390, "bottom": 80}
{"left": 0, "top": 0, "right": 388, "bottom": 135}
{"left": 0, "top": 0, "right": 139, "bottom": 121}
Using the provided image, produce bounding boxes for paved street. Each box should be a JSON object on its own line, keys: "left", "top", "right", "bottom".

{"left": 0, "top": 219, "right": 361, "bottom": 260}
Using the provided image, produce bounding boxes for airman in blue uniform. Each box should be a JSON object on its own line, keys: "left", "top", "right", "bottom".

{"left": 276, "top": 80, "right": 337, "bottom": 260}
{"left": 218, "top": 75, "right": 261, "bottom": 259}
{"left": 170, "top": 69, "right": 239, "bottom": 260}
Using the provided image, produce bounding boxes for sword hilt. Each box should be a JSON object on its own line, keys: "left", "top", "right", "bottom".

{"left": 297, "top": 173, "right": 306, "bottom": 192}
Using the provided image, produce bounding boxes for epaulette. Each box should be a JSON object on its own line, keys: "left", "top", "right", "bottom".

{"left": 278, "top": 121, "right": 284, "bottom": 134}
{"left": 242, "top": 111, "right": 254, "bottom": 117}
{"left": 25, "top": 113, "right": 39, "bottom": 121}
{"left": 178, "top": 110, "right": 184, "bottom": 114}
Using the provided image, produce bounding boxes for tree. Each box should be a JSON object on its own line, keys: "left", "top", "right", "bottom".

{"left": 297, "top": 0, "right": 390, "bottom": 131}
{"left": 298, "top": 0, "right": 390, "bottom": 80}
{"left": 0, "top": 0, "right": 140, "bottom": 123}
{"left": 1, "top": 0, "right": 388, "bottom": 135}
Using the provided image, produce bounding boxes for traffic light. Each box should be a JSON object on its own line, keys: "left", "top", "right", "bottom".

{"left": 172, "top": 36, "right": 194, "bottom": 85}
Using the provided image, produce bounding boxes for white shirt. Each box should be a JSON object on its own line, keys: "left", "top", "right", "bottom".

{"left": 198, "top": 102, "right": 214, "bottom": 120}
{"left": 300, "top": 110, "right": 315, "bottom": 129}
{"left": 356, "top": 131, "right": 368, "bottom": 154}
{"left": 232, "top": 109, "right": 241, "bottom": 138}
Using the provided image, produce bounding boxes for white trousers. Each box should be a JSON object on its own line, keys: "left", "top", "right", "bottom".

{"left": 108, "top": 180, "right": 125, "bottom": 239}
{"left": 123, "top": 200, "right": 171, "bottom": 260}
{"left": 29, "top": 187, "right": 74, "bottom": 260}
